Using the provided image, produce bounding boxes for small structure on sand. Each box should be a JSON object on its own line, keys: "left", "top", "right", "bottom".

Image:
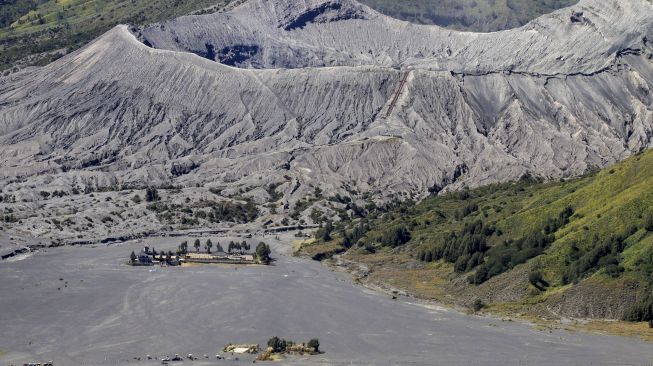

{"left": 222, "top": 343, "right": 259, "bottom": 354}
{"left": 130, "top": 250, "right": 153, "bottom": 266}
{"left": 185, "top": 252, "right": 255, "bottom": 264}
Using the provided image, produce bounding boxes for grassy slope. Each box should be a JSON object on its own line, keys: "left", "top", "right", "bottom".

{"left": 0, "top": 0, "right": 232, "bottom": 72}
{"left": 358, "top": 0, "right": 578, "bottom": 31}
{"left": 302, "top": 149, "right": 653, "bottom": 324}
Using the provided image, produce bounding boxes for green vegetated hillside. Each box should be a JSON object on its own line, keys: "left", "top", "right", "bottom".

{"left": 304, "top": 149, "right": 653, "bottom": 324}
{"left": 0, "top": 0, "right": 232, "bottom": 72}
{"left": 359, "top": 0, "right": 578, "bottom": 32}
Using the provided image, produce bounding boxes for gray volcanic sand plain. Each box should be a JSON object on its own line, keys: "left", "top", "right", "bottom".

{"left": 1, "top": 233, "right": 652, "bottom": 366}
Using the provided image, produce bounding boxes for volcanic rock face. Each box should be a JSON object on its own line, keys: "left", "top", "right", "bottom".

{"left": 0, "top": 0, "right": 652, "bottom": 201}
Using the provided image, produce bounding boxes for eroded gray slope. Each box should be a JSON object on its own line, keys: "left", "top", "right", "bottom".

{"left": 0, "top": 0, "right": 652, "bottom": 205}
{"left": 138, "top": 0, "right": 653, "bottom": 74}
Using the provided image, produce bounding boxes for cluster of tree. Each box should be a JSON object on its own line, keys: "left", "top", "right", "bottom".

{"left": 415, "top": 208, "right": 572, "bottom": 284}
{"left": 0, "top": 194, "right": 16, "bottom": 203}
{"left": 147, "top": 199, "right": 258, "bottom": 224}
{"left": 267, "top": 337, "right": 319, "bottom": 353}
{"left": 417, "top": 220, "right": 492, "bottom": 272}
{"left": 265, "top": 183, "right": 283, "bottom": 202}
{"left": 178, "top": 239, "right": 224, "bottom": 254}
{"left": 379, "top": 225, "right": 411, "bottom": 247}
{"left": 228, "top": 240, "right": 250, "bottom": 254}
{"left": 468, "top": 207, "right": 573, "bottom": 284}
{"left": 469, "top": 229, "right": 553, "bottom": 284}
{"left": 256, "top": 242, "right": 272, "bottom": 264}
{"left": 562, "top": 233, "right": 628, "bottom": 284}
{"left": 340, "top": 222, "right": 370, "bottom": 249}
{"left": 39, "top": 190, "right": 67, "bottom": 199}
{"left": 202, "top": 200, "right": 258, "bottom": 223}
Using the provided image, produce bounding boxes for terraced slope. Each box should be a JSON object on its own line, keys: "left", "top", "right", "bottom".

{"left": 303, "top": 148, "right": 653, "bottom": 321}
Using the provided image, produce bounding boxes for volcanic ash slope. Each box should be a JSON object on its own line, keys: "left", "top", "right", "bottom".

{"left": 0, "top": 0, "right": 652, "bottom": 201}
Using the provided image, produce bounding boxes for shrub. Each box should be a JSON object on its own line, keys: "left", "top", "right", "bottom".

{"left": 145, "top": 188, "right": 160, "bottom": 202}
{"left": 528, "top": 271, "right": 549, "bottom": 290}
{"left": 623, "top": 295, "right": 653, "bottom": 322}
{"left": 267, "top": 337, "right": 287, "bottom": 353}
{"left": 472, "top": 299, "right": 485, "bottom": 312}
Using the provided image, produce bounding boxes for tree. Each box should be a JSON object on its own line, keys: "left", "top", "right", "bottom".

{"left": 317, "top": 221, "right": 333, "bottom": 241}
{"left": 205, "top": 239, "right": 213, "bottom": 253}
{"left": 307, "top": 338, "right": 320, "bottom": 352}
{"left": 145, "top": 187, "right": 159, "bottom": 202}
{"left": 256, "top": 242, "right": 272, "bottom": 264}
{"left": 178, "top": 241, "right": 188, "bottom": 255}
{"left": 216, "top": 242, "right": 224, "bottom": 253}
{"left": 130, "top": 251, "right": 137, "bottom": 263}
{"left": 131, "top": 195, "right": 142, "bottom": 204}
{"left": 194, "top": 239, "right": 201, "bottom": 252}
{"left": 228, "top": 241, "right": 235, "bottom": 253}
{"left": 267, "top": 337, "right": 286, "bottom": 353}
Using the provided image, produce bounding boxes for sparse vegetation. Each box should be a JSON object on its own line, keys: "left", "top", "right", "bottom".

{"left": 304, "top": 149, "right": 653, "bottom": 323}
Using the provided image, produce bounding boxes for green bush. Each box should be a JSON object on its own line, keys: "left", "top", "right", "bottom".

{"left": 528, "top": 271, "right": 549, "bottom": 290}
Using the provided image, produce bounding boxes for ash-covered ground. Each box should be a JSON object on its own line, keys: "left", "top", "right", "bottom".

{"left": 1, "top": 232, "right": 652, "bottom": 366}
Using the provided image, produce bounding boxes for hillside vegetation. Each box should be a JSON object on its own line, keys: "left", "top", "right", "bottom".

{"left": 303, "top": 149, "right": 653, "bottom": 324}
{"left": 359, "top": 0, "right": 578, "bottom": 31}
{"left": 0, "top": 0, "right": 232, "bottom": 72}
